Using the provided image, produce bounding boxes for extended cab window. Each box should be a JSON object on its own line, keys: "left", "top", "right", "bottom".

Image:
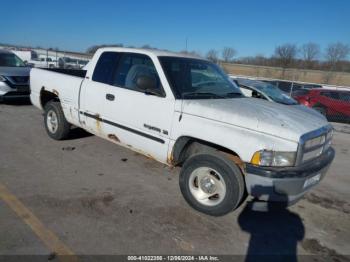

{"left": 111, "top": 53, "right": 163, "bottom": 94}
{"left": 92, "top": 52, "right": 120, "bottom": 84}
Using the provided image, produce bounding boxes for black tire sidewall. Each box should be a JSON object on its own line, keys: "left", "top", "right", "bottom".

{"left": 179, "top": 153, "right": 244, "bottom": 216}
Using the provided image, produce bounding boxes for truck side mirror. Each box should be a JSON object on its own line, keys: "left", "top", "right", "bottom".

{"left": 136, "top": 75, "right": 163, "bottom": 96}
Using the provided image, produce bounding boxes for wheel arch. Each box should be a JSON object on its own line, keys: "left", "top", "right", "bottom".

{"left": 169, "top": 136, "right": 245, "bottom": 172}
{"left": 40, "top": 88, "right": 60, "bottom": 109}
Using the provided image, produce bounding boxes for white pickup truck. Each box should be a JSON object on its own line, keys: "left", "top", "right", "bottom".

{"left": 30, "top": 47, "right": 335, "bottom": 216}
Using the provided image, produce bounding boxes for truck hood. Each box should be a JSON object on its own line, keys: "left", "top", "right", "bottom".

{"left": 182, "top": 98, "right": 329, "bottom": 142}
{"left": 0, "top": 66, "right": 31, "bottom": 76}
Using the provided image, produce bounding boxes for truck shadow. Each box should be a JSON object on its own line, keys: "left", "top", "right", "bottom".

{"left": 1, "top": 98, "right": 32, "bottom": 106}
{"left": 67, "top": 127, "right": 93, "bottom": 140}
{"left": 238, "top": 185, "right": 305, "bottom": 262}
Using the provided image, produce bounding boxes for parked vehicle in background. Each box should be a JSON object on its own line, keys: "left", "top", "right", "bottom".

{"left": 58, "top": 57, "right": 88, "bottom": 69}
{"left": 28, "top": 57, "right": 57, "bottom": 68}
{"left": 0, "top": 49, "right": 31, "bottom": 101}
{"left": 293, "top": 89, "right": 350, "bottom": 122}
{"left": 12, "top": 50, "right": 39, "bottom": 64}
{"left": 264, "top": 80, "right": 322, "bottom": 95}
{"left": 233, "top": 78, "right": 298, "bottom": 105}
{"left": 30, "top": 47, "right": 334, "bottom": 216}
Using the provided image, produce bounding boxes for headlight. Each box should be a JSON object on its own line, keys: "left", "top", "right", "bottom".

{"left": 326, "top": 129, "right": 333, "bottom": 141}
{"left": 0, "top": 75, "right": 6, "bottom": 82}
{"left": 251, "top": 150, "right": 296, "bottom": 167}
{"left": 304, "top": 135, "right": 325, "bottom": 149}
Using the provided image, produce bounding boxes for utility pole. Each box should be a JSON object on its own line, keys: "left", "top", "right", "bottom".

{"left": 185, "top": 37, "right": 188, "bottom": 52}
{"left": 55, "top": 48, "right": 58, "bottom": 67}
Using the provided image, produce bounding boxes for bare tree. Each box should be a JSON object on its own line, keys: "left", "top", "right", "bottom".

{"left": 301, "top": 43, "right": 320, "bottom": 68}
{"left": 274, "top": 44, "right": 298, "bottom": 68}
{"left": 222, "top": 47, "right": 236, "bottom": 62}
{"left": 206, "top": 49, "right": 219, "bottom": 63}
{"left": 325, "top": 42, "right": 350, "bottom": 70}
{"left": 179, "top": 50, "right": 202, "bottom": 57}
{"left": 141, "top": 44, "right": 152, "bottom": 49}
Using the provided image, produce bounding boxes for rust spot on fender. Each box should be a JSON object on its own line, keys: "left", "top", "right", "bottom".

{"left": 145, "top": 153, "right": 156, "bottom": 161}
{"left": 52, "top": 89, "right": 59, "bottom": 96}
{"left": 221, "top": 151, "right": 245, "bottom": 173}
{"left": 167, "top": 152, "right": 175, "bottom": 166}
{"left": 95, "top": 114, "right": 101, "bottom": 132}
{"left": 108, "top": 134, "right": 120, "bottom": 143}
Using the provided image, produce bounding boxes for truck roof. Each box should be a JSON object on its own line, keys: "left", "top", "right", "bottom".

{"left": 97, "top": 47, "right": 204, "bottom": 60}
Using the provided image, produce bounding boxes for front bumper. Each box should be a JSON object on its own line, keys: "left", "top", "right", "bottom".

{"left": 244, "top": 147, "right": 335, "bottom": 204}
{"left": 0, "top": 82, "right": 30, "bottom": 101}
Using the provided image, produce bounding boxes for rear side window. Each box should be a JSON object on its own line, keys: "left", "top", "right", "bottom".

{"left": 92, "top": 52, "right": 120, "bottom": 84}
{"left": 277, "top": 81, "right": 292, "bottom": 92}
{"left": 293, "top": 89, "right": 309, "bottom": 96}
{"left": 111, "top": 53, "right": 162, "bottom": 93}
{"left": 321, "top": 91, "right": 340, "bottom": 100}
{"left": 291, "top": 84, "right": 302, "bottom": 91}
{"left": 339, "top": 92, "right": 350, "bottom": 102}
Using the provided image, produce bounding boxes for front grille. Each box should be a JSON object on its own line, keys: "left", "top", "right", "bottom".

{"left": 297, "top": 126, "right": 333, "bottom": 165}
{"left": 4, "top": 76, "right": 29, "bottom": 88}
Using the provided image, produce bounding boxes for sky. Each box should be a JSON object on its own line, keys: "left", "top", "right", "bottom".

{"left": 1, "top": 0, "right": 350, "bottom": 57}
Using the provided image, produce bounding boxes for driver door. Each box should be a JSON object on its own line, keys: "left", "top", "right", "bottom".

{"left": 82, "top": 52, "right": 174, "bottom": 163}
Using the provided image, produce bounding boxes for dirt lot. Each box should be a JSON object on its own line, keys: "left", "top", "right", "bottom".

{"left": 0, "top": 101, "right": 349, "bottom": 261}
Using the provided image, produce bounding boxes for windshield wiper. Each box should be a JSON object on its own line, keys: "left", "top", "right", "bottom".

{"left": 182, "top": 92, "right": 225, "bottom": 99}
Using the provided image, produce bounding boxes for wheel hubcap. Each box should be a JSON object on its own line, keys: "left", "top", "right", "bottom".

{"left": 200, "top": 176, "right": 216, "bottom": 194}
{"left": 189, "top": 167, "right": 226, "bottom": 206}
{"left": 47, "top": 110, "right": 58, "bottom": 133}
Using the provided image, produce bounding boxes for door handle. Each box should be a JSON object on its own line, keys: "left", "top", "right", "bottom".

{"left": 106, "top": 93, "right": 115, "bottom": 101}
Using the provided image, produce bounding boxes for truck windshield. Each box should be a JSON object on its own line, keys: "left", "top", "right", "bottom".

{"left": 0, "top": 53, "right": 26, "bottom": 67}
{"left": 159, "top": 56, "right": 242, "bottom": 99}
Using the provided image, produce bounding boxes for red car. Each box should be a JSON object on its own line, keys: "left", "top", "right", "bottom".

{"left": 293, "top": 89, "right": 350, "bottom": 122}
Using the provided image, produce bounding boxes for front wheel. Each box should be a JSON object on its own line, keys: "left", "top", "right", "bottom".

{"left": 179, "top": 153, "right": 245, "bottom": 216}
{"left": 44, "top": 101, "right": 71, "bottom": 140}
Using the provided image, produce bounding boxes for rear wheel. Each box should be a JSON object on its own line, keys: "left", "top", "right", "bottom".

{"left": 179, "top": 153, "right": 245, "bottom": 216}
{"left": 44, "top": 101, "right": 71, "bottom": 140}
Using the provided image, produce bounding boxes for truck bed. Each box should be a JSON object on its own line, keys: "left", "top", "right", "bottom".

{"left": 30, "top": 67, "right": 85, "bottom": 126}
{"left": 42, "top": 68, "right": 87, "bottom": 78}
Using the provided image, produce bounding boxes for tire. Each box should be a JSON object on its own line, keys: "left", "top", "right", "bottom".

{"left": 179, "top": 153, "right": 245, "bottom": 216}
{"left": 44, "top": 101, "right": 71, "bottom": 140}
{"left": 313, "top": 106, "right": 327, "bottom": 117}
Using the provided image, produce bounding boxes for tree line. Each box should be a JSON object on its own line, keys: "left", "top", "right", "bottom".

{"left": 85, "top": 42, "right": 350, "bottom": 73}
{"left": 208, "top": 43, "right": 350, "bottom": 73}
